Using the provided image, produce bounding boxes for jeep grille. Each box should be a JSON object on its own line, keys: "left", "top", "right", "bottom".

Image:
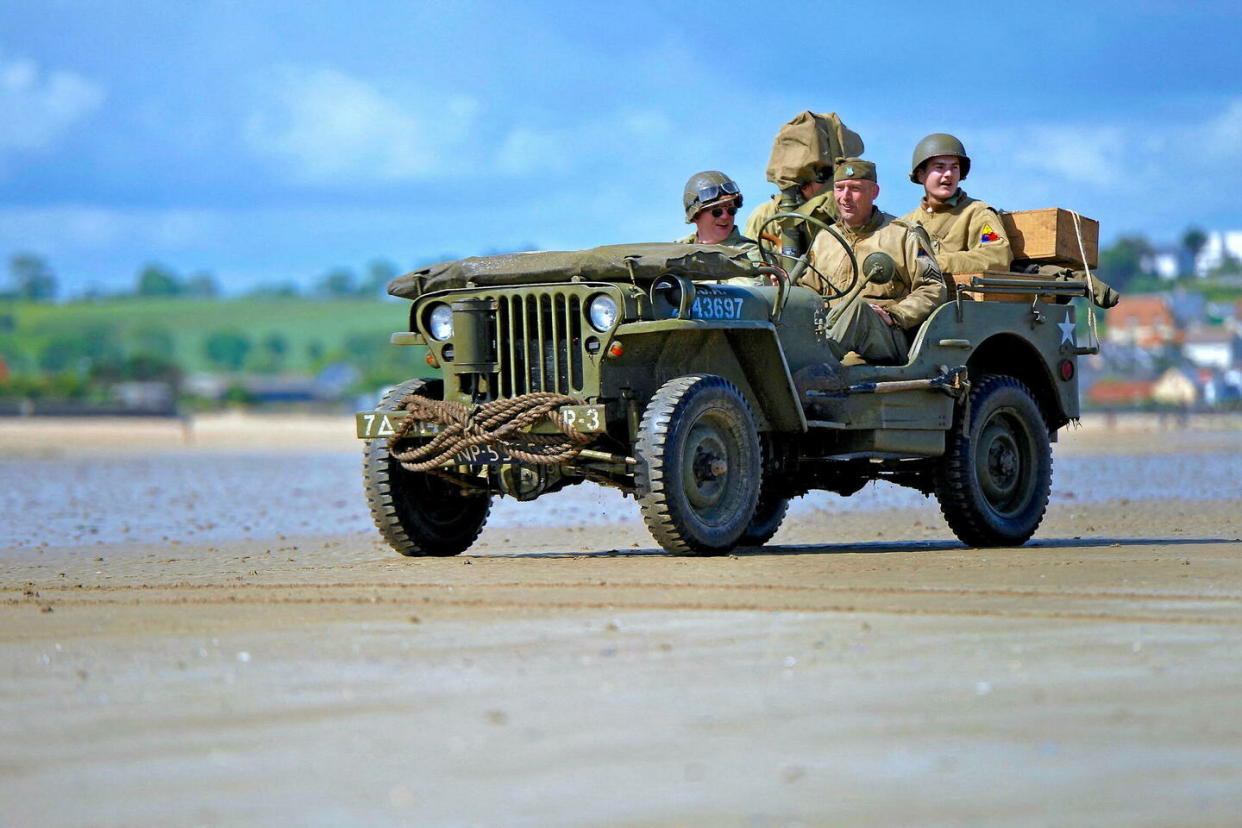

{"left": 493, "top": 290, "right": 586, "bottom": 396}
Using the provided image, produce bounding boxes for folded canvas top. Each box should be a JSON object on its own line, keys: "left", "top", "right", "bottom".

{"left": 388, "top": 242, "right": 759, "bottom": 298}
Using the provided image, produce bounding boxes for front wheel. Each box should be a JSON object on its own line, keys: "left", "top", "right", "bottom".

{"left": 738, "top": 484, "right": 789, "bottom": 547}
{"left": 362, "top": 380, "right": 492, "bottom": 557}
{"left": 934, "top": 374, "right": 1052, "bottom": 547}
{"left": 636, "top": 375, "right": 762, "bottom": 556}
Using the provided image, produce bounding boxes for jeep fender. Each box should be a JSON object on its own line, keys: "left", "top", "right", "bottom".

{"left": 612, "top": 319, "right": 807, "bottom": 433}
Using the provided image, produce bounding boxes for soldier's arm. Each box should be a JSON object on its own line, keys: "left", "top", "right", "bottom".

{"left": 888, "top": 236, "right": 948, "bottom": 329}
{"left": 938, "top": 204, "right": 1011, "bottom": 275}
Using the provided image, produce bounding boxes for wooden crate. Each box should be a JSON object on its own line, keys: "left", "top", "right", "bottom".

{"left": 1000, "top": 208, "right": 1098, "bottom": 268}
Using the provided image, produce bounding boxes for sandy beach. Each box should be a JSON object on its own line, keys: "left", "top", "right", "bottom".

{"left": 3, "top": 413, "right": 1241, "bottom": 825}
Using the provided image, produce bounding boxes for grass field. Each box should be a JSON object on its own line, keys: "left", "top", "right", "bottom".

{"left": 1, "top": 295, "right": 414, "bottom": 376}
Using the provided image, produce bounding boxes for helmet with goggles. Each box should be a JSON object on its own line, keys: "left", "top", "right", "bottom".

{"left": 682, "top": 170, "right": 743, "bottom": 223}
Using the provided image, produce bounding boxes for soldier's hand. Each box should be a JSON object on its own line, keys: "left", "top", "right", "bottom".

{"left": 868, "top": 304, "right": 895, "bottom": 326}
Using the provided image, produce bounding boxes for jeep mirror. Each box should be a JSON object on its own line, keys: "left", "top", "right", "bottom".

{"left": 862, "top": 252, "right": 895, "bottom": 285}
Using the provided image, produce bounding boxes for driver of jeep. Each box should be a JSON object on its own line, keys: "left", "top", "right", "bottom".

{"left": 675, "top": 171, "right": 760, "bottom": 257}
{"left": 800, "top": 158, "right": 946, "bottom": 364}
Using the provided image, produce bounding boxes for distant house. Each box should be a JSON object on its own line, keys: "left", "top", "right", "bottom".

{"left": 112, "top": 381, "right": 177, "bottom": 414}
{"left": 1165, "top": 289, "right": 1206, "bottom": 327}
{"left": 1106, "top": 294, "right": 1180, "bottom": 349}
{"left": 1182, "top": 325, "right": 1238, "bottom": 369}
{"left": 1197, "top": 230, "right": 1242, "bottom": 276}
{"left": 1142, "top": 246, "right": 1192, "bottom": 280}
{"left": 1086, "top": 379, "right": 1156, "bottom": 407}
{"left": 1151, "top": 368, "right": 1198, "bottom": 407}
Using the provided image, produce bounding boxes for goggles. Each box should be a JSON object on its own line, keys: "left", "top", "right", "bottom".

{"left": 695, "top": 180, "right": 740, "bottom": 204}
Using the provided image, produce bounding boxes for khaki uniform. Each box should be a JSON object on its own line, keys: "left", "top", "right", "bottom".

{"left": 743, "top": 196, "right": 782, "bottom": 243}
{"left": 899, "top": 189, "right": 1010, "bottom": 276}
{"left": 745, "top": 193, "right": 840, "bottom": 260}
{"left": 801, "top": 209, "right": 946, "bottom": 363}
{"left": 675, "top": 225, "right": 761, "bottom": 260}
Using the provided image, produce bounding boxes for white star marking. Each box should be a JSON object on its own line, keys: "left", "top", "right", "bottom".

{"left": 1057, "top": 309, "right": 1076, "bottom": 345}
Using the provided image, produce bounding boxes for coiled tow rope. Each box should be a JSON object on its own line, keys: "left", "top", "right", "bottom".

{"left": 387, "top": 391, "right": 593, "bottom": 472}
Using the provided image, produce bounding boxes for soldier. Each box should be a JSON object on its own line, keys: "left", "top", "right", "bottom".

{"left": 801, "top": 159, "right": 946, "bottom": 364}
{"left": 745, "top": 111, "right": 864, "bottom": 263}
{"left": 675, "top": 170, "right": 758, "bottom": 255}
{"left": 901, "top": 132, "right": 1118, "bottom": 308}
{"left": 900, "top": 132, "right": 1012, "bottom": 277}
{"left": 743, "top": 164, "right": 832, "bottom": 246}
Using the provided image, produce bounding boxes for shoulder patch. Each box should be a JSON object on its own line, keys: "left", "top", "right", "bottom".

{"left": 980, "top": 223, "right": 1000, "bottom": 244}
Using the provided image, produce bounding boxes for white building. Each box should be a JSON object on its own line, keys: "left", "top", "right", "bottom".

{"left": 1143, "top": 247, "right": 1181, "bottom": 280}
{"left": 1197, "top": 230, "right": 1242, "bottom": 276}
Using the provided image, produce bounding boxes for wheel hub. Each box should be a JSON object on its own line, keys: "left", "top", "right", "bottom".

{"left": 684, "top": 427, "right": 730, "bottom": 510}
{"left": 977, "top": 415, "right": 1025, "bottom": 509}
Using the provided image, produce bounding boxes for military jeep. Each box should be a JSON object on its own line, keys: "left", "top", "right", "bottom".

{"left": 356, "top": 241, "right": 1093, "bottom": 556}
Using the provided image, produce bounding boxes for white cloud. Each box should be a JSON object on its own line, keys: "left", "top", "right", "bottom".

{"left": 244, "top": 67, "right": 480, "bottom": 184}
{"left": 971, "top": 124, "right": 1129, "bottom": 190}
{"left": 496, "top": 126, "right": 572, "bottom": 176}
{"left": 494, "top": 108, "right": 680, "bottom": 177}
{"left": 1201, "top": 98, "right": 1242, "bottom": 162}
{"left": 0, "top": 205, "right": 220, "bottom": 251}
{"left": 0, "top": 52, "right": 104, "bottom": 154}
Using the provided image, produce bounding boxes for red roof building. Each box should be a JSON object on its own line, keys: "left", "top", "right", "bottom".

{"left": 1106, "top": 294, "right": 1180, "bottom": 349}
{"left": 1085, "top": 379, "right": 1157, "bottom": 406}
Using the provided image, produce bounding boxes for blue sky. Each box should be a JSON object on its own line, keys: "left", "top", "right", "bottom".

{"left": 3, "top": 0, "right": 1241, "bottom": 295}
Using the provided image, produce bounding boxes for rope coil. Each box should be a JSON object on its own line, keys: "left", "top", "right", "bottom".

{"left": 387, "top": 391, "right": 593, "bottom": 472}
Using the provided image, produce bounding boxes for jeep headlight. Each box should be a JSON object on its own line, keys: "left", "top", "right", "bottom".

{"left": 427, "top": 303, "right": 454, "bottom": 341}
{"left": 587, "top": 294, "right": 618, "bottom": 332}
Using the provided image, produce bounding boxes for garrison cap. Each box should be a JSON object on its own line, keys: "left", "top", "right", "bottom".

{"left": 833, "top": 158, "right": 876, "bottom": 183}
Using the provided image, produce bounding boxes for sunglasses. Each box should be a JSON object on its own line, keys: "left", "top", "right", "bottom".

{"left": 710, "top": 206, "right": 739, "bottom": 217}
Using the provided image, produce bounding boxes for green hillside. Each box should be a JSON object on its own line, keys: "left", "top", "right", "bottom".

{"left": 0, "top": 295, "right": 414, "bottom": 377}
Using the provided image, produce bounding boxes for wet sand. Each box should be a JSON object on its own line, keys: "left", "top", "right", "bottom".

{"left": 2, "top": 413, "right": 1241, "bottom": 825}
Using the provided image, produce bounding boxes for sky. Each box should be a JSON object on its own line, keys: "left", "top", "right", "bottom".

{"left": 3, "top": 0, "right": 1242, "bottom": 296}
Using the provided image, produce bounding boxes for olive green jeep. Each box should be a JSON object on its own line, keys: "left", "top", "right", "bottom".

{"left": 357, "top": 241, "right": 1093, "bottom": 557}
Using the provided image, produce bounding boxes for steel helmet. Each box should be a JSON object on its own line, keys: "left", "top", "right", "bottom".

{"left": 682, "top": 170, "right": 743, "bottom": 222}
{"left": 909, "top": 133, "right": 971, "bottom": 183}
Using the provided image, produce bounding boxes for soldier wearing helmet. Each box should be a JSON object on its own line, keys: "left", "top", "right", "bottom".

{"left": 674, "top": 171, "right": 760, "bottom": 259}
{"left": 801, "top": 159, "right": 946, "bottom": 364}
{"left": 899, "top": 133, "right": 1011, "bottom": 276}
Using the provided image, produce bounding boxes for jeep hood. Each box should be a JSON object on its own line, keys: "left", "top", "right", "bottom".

{"left": 388, "top": 242, "right": 759, "bottom": 298}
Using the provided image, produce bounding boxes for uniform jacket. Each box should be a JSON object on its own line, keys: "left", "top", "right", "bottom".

{"left": 743, "top": 196, "right": 781, "bottom": 242}
{"left": 674, "top": 225, "right": 762, "bottom": 262}
{"left": 745, "top": 193, "right": 840, "bottom": 253}
{"left": 802, "top": 208, "right": 946, "bottom": 330}
{"left": 899, "top": 189, "right": 1011, "bottom": 275}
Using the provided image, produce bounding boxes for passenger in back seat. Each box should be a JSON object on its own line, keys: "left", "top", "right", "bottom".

{"left": 901, "top": 132, "right": 1118, "bottom": 308}
{"left": 900, "top": 132, "right": 1011, "bottom": 277}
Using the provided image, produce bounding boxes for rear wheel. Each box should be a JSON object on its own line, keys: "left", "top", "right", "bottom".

{"left": 362, "top": 380, "right": 491, "bottom": 557}
{"left": 934, "top": 374, "right": 1051, "bottom": 547}
{"left": 636, "top": 375, "right": 762, "bottom": 555}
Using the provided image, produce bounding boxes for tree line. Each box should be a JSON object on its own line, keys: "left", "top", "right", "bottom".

{"left": 0, "top": 255, "right": 418, "bottom": 303}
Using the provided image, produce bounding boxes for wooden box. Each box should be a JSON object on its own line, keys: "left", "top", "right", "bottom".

{"left": 1000, "top": 208, "right": 1098, "bottom": 268}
